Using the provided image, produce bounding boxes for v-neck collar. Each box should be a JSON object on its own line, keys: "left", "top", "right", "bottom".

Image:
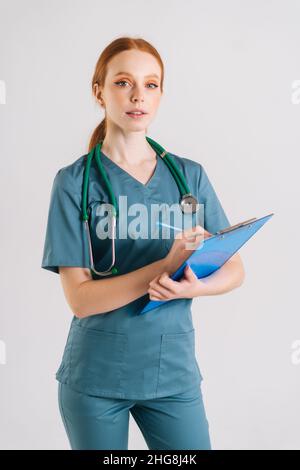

{"left": 99, "top": 149, "right": 160, "bottom": 189}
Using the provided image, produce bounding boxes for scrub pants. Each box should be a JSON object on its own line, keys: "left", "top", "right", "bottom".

{"left": 58, "top": 382, "right": 211, "bottom": 450}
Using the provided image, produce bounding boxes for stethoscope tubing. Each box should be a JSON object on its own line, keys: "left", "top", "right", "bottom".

{"left": 82, "top": 137, "right": 198, "bottom": 276}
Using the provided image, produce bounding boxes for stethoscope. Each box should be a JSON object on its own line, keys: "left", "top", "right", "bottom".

{"left": 82, "top": 136, "right": 199, "bottom": 276}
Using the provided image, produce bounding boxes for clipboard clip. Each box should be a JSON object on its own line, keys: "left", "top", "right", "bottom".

{"left": 215, "top": 217, "right": 257, "bottom": 235}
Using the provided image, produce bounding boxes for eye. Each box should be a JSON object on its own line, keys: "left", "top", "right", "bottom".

{"left": 114, "top": 80, "right": 130, "bottom": 87}
{"left": 114, "top": 80, "right": 159, "bottom": 89}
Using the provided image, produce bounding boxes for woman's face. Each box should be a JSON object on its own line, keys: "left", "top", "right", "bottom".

{"left": 95, "top": 49, "right": 163, "bottom": 132}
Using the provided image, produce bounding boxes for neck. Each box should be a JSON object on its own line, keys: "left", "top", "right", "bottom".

{"left": 100, "top": 128, "right": 155, "bottom": 165}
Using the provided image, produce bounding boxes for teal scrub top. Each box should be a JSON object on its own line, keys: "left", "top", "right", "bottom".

{"left": 41, "top": 149, "right": 230, "bottom": 400}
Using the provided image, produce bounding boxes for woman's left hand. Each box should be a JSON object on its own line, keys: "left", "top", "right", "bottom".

{"left": 148, "top": 264, "right": 207, "bottom": 301}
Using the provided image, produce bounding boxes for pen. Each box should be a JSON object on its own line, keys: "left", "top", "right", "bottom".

{"left": 156, "top": 221, "right": 205, "bottom": 250}
{"left": 156, "top": 221, "right": 183, "bottom": 231}
{"left": 156, "top": 221, "right": 204, "bottom": 233}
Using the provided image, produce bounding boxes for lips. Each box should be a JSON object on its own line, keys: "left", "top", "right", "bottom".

{"left": 126, "top": 109, "right": 147, "bottom": 114}
{"left": 125, "top": 110, "right": 147, "bottom": 119}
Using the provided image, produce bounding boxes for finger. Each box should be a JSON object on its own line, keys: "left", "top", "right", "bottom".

{"left": 185, "top": 225, "right": 204, "bottom": 237}
{"left": 149, "top": 276, "right": 175, "bottom": 297}
{"left": 183, "top": 232, "right": 205, "bottom": 250}
{"left": 149, "top": 283, "right": 173, "bottom": 298}
{"left": 204, "top": 229, "right": 212, "bottom": 238}
{"left": 184, "top": 264, "right": 198, "bottom": 280}
{"left": 185, "top": 233, "right": 204, "bottom": 244}
{"left": 148, "top": 288, "right": 166, "bottom": 299}
{"left": 175, "top": 225, "right": 204, "bottom": 240}
{"left": 184, "top": 228, "right": 205, "bottom": 243}
{"left": 149, "top": 274, "right": 161, "bottom": 288}
{"left": 149, "top": 295, "right": 162, "bottom": 301}
{"left": 187, "top": 230, "right": 205, "bottom": 240}
{"left": 157, "top": 273, "right": 180, "bottom": 292}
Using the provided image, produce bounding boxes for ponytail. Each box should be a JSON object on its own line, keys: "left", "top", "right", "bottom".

{"left": 88, "top": 118, "right": 106, "bottom": 153}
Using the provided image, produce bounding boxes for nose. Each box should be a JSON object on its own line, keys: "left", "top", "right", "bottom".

{"left": 131, "top": 85, "right": 145, "bottom": 103}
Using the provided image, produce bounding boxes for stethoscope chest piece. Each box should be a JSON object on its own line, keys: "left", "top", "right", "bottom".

{"left": 180, "top": 193, "right": 199, "bottom": 213}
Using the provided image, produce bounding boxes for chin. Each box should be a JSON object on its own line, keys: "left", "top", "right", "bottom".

{"left": 126, "top": 123, "right": 148, "bottom": 131}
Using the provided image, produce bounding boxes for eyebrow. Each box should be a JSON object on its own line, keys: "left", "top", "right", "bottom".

{"left": 113, "top": 72, "right": 160, "bottom": 79}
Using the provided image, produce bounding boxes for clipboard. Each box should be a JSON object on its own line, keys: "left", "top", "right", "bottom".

{"left": 139, "top": 212, "right": 274, "bottom": 315}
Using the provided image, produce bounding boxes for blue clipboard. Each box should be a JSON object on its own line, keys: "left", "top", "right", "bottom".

{"left": 139, "top": 212, "right": 274, "bottom": 315}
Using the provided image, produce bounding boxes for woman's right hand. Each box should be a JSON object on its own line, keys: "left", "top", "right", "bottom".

{"left": 164, "top": 225, "right": 212, "bottom": 274}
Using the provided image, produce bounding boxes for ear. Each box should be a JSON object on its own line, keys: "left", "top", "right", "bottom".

{"left": 93, "top": 82, "right": 103, "bottom": 103}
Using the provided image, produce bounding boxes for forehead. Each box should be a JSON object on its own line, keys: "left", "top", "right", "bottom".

{"left": 106, "top": 50, "right": 161, "bottom": 79}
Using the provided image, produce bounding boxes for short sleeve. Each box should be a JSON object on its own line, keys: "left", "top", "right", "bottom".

{"left": 198, "top": 164, "right": 231, "bottom": 234}
{"left": 41, "top": 168, "right": 90, "bottom": 274}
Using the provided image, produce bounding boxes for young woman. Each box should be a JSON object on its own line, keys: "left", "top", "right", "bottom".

{"left": 41, "top": 36, "right": 245, "bottom": 450}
